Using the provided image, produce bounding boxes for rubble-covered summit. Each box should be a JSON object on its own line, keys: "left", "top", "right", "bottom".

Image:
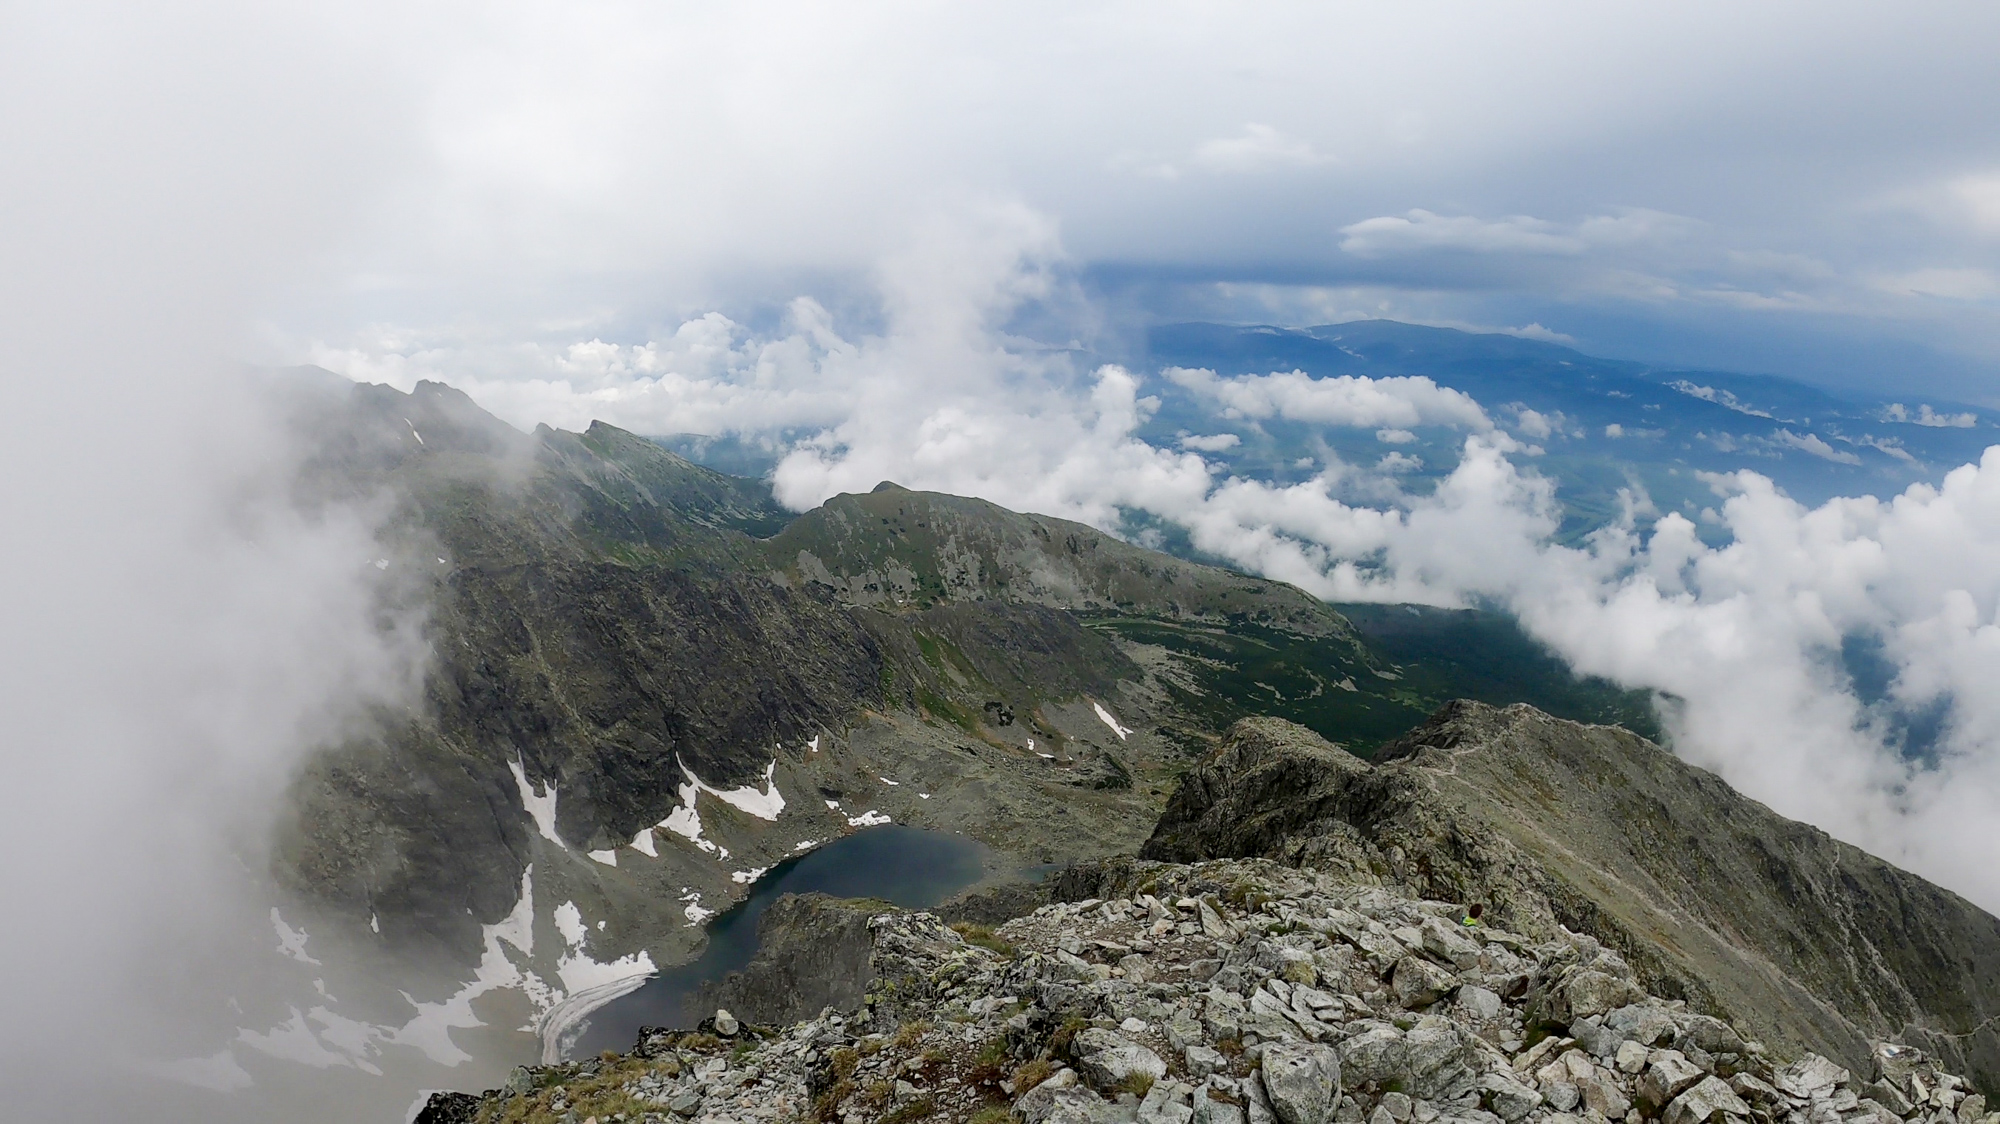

{"left": 417, "top": 858, "right": 1991, "bottom": 1124}
{"left": 1143, "top": 708, "right": 2000, "bottom": 1089}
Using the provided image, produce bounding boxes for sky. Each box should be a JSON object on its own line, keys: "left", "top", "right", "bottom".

{"left": 7, "top": 1, "right": 2000, "bottom": 1116}
{"left": 261, "top": 1, "right": 2000, "bottom": 402}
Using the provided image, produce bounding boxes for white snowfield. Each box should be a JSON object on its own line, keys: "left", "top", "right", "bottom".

{"left": 509, "top": 759, "right": 567, "bottom": 849}
{"left": 654, "top": 758, "right": 787, "bottom": 861}
{"left": 1092, "top": 701, "right": 1133, "bottom": 740}
{"left": 272, "top": 908, "right": 321, "bottom": 966}
{"left": 171, "top": 866, "right": 660, "bottom": 1088}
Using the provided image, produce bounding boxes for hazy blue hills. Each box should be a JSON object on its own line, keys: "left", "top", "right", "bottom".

{"left": 1141, "top": 320, "right": 1996, "bottom": 540}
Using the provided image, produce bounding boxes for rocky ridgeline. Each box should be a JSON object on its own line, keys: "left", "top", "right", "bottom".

{"left": 415, "top": 858, "right": 1990, "bottom": 1124}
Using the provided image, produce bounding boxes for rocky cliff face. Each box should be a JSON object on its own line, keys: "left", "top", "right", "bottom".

{"left": 419, "top": 858, "right": 1994, "bottom": 1124}
{"left": 691, "top": 893, "right": 886, "bottom": 1027}
{"left": 1141, "top": 704, "right": 2000, "bottom": 1091}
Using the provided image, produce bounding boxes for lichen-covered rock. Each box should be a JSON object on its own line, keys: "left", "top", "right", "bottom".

{"left": 1261, "top": 1043, "right": 1342, "bottom": 1124}
{"left": 1074, "top": 1027, "right": 1168, "bottom": 1090}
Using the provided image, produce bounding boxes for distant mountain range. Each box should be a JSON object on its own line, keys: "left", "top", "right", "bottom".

{"left": 661, "top": 320, "right": 1995, "bottom": 546}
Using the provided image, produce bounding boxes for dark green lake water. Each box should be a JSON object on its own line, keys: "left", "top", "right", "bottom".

{"left": 571, "top": 825, "right": 989, "bottom": 1056}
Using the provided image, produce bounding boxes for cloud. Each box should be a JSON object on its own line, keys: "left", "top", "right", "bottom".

{"left": 1947, "top": 172, "right": 2000, "bottom": 236}
{"left": 1773, "top": 428, "right": 1863, "bottom": 464}
{"left": 1340, "top": 210, "right": 1590, "bottom": 257}
{"left": 1883, "top": 402, "right": 1979, "bottom": 427}
{"left": 1162, "top": 366, "right": 1493, "bottom": 431}
{"left": 1192, "top": 123, "right": 1334, "bottom": 174}
{"left": 1876, "top": 267, "right": 2000, "bottom": 301}
{"left": 1336, "top": 207, "right": 1697, "bottom": 259}
{"left": 1179, "top": 432, "right": 1242, "bottom": 452}
{"left": 344, "top": 213, "right": 2000, "bottom": 927}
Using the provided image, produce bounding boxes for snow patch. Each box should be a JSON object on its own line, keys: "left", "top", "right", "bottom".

{"left": 794, "top": 839, "right": 818, "bottom": 850}
{"left": 630, "top": 827, "right": 657, "bottom": 857}
{"left": 370, "top": 913, "right": 380, "bottom": 934}
{"left": 807, "top": 735, "right": 820, "bottom": 753}
{"left": 918, "top": 793, "right": 931, "bottom": 799}
{"left": 825, "top": 799, "right": 841, "bottom": 810}
{"left": 237, "top": 1008, "right": 354, "bottom": 1070}
{"left": 272, "top": 908, "right": 321, "bottom": 966}
{"left": 680, "top": 889, "right": 715, "bottom": 925}
{"left": 731, "top": 866, "right": 770, "bottom": 884}
{"left": 587, "top": 849, "right": 618, "bottom": 866}
{"left": 1092, "top": 701, "right": 1133, "bottom": 740}
{"left": 554, "top": 900, "right": 587, "bottom": 947}
{"left": 509, "top": 759, "right": 566, "bottom": 849}
{"left": 847, "top": 810, "right": 891, "bottom": 827}
{"left": 685, "top": 758, "right": 786, "bottom": 819}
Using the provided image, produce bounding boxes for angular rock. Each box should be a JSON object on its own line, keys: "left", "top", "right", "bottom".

{"left": 1456, "top": 986, "right": 1502, "bottom": 1022}
{"left": 1579, "top": 1073, "right": 1632, "bottom": 1120}
{"left": 1338, "top": 1027, "right": 1408, "bottom": 1088}
{"left": 1020, "top": 1080, "right": 1128, "bottom": 1124}
{"left": 1276, "top": 948, "right": 1321, "bottom": 986}
{"left": 1421, "top": 918, "right": 1484, "bottom": 971}
{"left": 1141, "top": 1079, "right": 1196, "bottom": 1124}
{"left": 1563, "top": 971, "right": 1643, "bottom": 1021}
{"left": 1543, "top": 1082, "right": 1581, "bottom": 1112}
{"left": 1187, "top": 1045, "right": 1228, "bottom": 1078}
{"left": 1073, "top": 1027, "right": 1169, "bottom": 1091}
{"left": 713, "top": 1008, "right": 739, "bottom": 1037}
{"left": 1776, "top": 1056, "right": 1850, "bottom": 1099}
{"left": 1201, "top": 900, "right": 1231, "bottom": 938}
{"left": 1864, "top": 1079, "right": 1914, "bottom": 1115}
{"left": 1727, "top": 1072, "right": 1782, "bottom": 1105}
{"left": 1605, "top": 1004, "right": 1679, "bottom": 1048}
{"left": 1403, "top": 1021, "right": 1477, "bottom": 1100}
{"left": 1639, "top": 1052, "right": 1706, "bottom": 1109}
{"left": 1261, "top": 1043, "right": 1343, "bottom": 1124}
{"left": 1392, "top": 956, "right": 1458, "bottom": 1009}
{"left": 1479, "top": 1072, "right": 1543, "bottom": 1122}
{"left": 1664, "top": 1075, "right": 1752, "bottom": 1124}
{"left": 1616, "top": 1041, "right": 1650, "bottom": 1075}
{"left": 1195, "top": 1090, "right": 1249, "bottom": 1124}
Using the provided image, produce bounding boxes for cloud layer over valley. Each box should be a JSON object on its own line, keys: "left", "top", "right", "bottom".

{"left": 331, "top": 215, "right": 2000, "bottom": 921}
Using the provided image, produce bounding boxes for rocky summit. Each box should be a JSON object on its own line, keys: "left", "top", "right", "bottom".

{"left": 1142, "top": 707, "right": 2000, "bottom": 1091}
{"left": 416, "top": 857, "right": 1993, "bottom": 1124}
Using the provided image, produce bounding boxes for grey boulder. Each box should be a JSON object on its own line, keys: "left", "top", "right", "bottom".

{"left": 1260, "top": 1042, "right": 1343, "bottom": 1124}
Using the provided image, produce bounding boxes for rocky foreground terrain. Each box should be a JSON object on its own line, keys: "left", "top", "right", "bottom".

{"left": 415, "top": 857, "right": 1991, "bottom": 1124}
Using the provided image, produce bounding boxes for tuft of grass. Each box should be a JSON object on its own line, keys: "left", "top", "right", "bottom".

{"left": 827, "top": 1047, "right": 860, "bottom": 1081}
{"left": 966, "top": 1036, "right": 1011, "bottom": 1086}
{"left": 1215, "top": 1036, "right": 1244, "bottom": 1058}
{"left": 1012, "top": 1058, "right": 1055, "bottom": 1093}
{"left": 970, "top": 1106, "right": 1013, "bottom": 1124}
{"left": 950, "top": 921, "right": 1019, "bottom": 958}
{"left": 858, "top": 1080, "right": 894, "bottom": 1110}
{"left": 893, "top": 1020, "right": 932, "bottom": 1049}
{"left": 812, "top": 1078, "right": 857, "bottom": 1123}
{"left": 1117, "top": 1072, "right": 1156, "bottom": 1099}
{"left": 1047, "top": 1016, "right": 1089, "bottom": 1058}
